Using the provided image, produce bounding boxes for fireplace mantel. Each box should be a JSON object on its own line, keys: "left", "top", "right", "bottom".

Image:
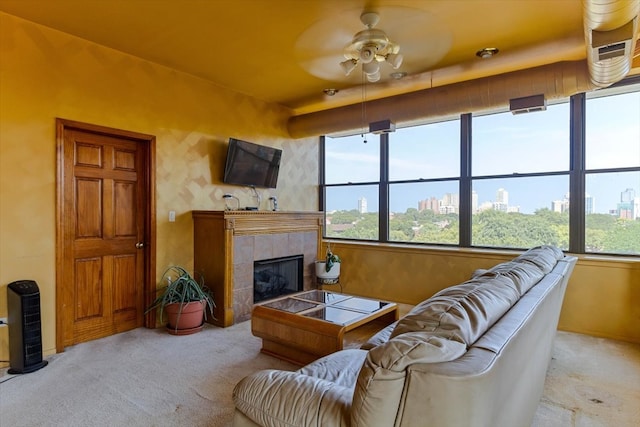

{"left": 220, "top": 210, "right": 324, "bottom": 235}
{"left": 192, "top": 210, "right": 324, "bottom": 326}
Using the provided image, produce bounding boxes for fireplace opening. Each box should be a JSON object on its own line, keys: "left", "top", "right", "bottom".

{"left": 254, "top": 255, "right": 303, "bottom": 303}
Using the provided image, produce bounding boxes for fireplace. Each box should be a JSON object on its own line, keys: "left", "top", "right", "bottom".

{"left": 254, "top": 255, "right": 303, "bottom": 303}
{"left": 192, "top": 210, "right": 323, "bottom": 326}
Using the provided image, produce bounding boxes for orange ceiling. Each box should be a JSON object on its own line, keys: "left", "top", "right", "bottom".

{"left": 0, "top": 0, "right": 637, "bottom": 114}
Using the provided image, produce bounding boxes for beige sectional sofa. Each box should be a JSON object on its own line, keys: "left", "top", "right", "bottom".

{"left": 233, "top": 246, "right": 577, "bottom": 427}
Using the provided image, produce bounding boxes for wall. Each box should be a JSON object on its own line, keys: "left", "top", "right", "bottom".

{"left": 323, "top": 241, "right": 640, "bottom": 344}
{"left": 0, "top": 13, "right": 319, "bottom": 364}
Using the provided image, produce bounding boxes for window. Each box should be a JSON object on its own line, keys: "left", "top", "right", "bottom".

{"left": 389, "top": 181, "right": 460, "bottom": 244}
{"left": 471, "top": 103, "right": 570, "bottom": 249}
{"left": 320, "top": 78, "right": 640, "bottom": 256}
{"left": 472, "top": 176, "right": 569, "bottom": 249}
{"left": 324, "top": 133, "right": 379, "bottom": 240}
{"left": 472, "top": 104, "right": 570, "bottom": 175}
{"left": 388, "top": 120, "right": 460, "bottom": 244}
{"left": 585, "top": 88, "right": 640, "bottom": 255}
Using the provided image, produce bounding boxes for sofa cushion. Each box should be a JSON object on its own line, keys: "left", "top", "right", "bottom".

{"left": 514, "top": 245, "right": 563, "bottom": 274}
{"left": 233, "top": 370, "right": 352, "bottom": 427}
{"left": 477, "top": 260, "right": 545, "bottom": 296}
{"left": 390, "top": 274, "right": 520, "bottom": 347}
{"left": 367, "top": 332, "right": 467, "bottom": 370}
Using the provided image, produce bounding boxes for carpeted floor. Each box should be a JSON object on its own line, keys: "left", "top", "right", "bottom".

{"left": 0, "top": 321, "right": 295, "bottom": 427}
{"left": 1, "top": 322, "right": 638, "bottom": 427}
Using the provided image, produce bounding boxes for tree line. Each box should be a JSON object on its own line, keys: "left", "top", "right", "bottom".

{"left": 326, "top": 208, "right": 640, "bottom": 254}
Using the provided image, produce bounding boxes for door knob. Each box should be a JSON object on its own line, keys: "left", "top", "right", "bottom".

{"left": 135, "top": 242, "right": 145, "bottom": 249}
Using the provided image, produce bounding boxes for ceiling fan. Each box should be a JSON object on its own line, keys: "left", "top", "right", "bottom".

{"left": 339, "top": 11, "right": 403, "bottom": 82}
{"left": 294, "top": 6, "right": 452, "bottom": 86}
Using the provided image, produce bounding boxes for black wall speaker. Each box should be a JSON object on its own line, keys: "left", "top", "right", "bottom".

{"left": 7, "top": 280, "right": 48, "bottom": 374}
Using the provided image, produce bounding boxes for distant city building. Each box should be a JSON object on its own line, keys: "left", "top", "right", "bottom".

{"left": 585, "top": 194, "right": 594, "bottom": 214}
{"left": 418, "top": 197, "right": 440, "bottom": 214}
{"left": 414, "top": 186, "right": 634, "bottom": 218}
{"left": 551, "top": 192, "right": 595, "bottom": 214}
{"left": 493, "top": 188, "right": 509, "bottom": 212}
{"left": 552, "top": 193, "right": 570, "bottom": 213}
{"left": 620, "top": 188, "right": 635, "bottom": 203}
{"left": 493, "top": 201, "right": 508, "bottom": 212}
{"left": 496, "top": 188, "right": 509, "bottom": 205}
{"left": 440, "top": 205, "right": 457, "bottom": 214}
{"left": 617, "top": 188, "right": 639, "bottom": 219}
{"left": 551, "top": 199, "right": 567, "bottom": 213}
{"left": 441, "top": 193, "right": 459, "bottom": 214}
{"left": 358, "top": 197, "right": 367, "bottom": 214}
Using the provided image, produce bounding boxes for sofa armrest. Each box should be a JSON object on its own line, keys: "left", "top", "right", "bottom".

{"left": 233, "top": 369, "right": 352, "bottom": 427}
{"left": 360, "top": 322, "right": 396, "bottom": 350}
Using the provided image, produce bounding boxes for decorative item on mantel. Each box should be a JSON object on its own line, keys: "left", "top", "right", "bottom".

{"left": 315, "top": 244, "right": 341, "bottom": 285}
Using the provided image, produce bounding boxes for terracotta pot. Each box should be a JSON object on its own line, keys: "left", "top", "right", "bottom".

{"left": 165, "top": 300, "right": 205, "bottom": 334}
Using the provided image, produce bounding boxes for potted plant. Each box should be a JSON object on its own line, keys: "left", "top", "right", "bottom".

{"left": 315, "top": 245, "right": 341, "bottom": 284}
{"left": 146, "top": 266, "right": 216, "bottom": 335}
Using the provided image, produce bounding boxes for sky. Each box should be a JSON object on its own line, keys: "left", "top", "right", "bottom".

{"left": 324, "top": 88, "right": 640, "bottom": 215}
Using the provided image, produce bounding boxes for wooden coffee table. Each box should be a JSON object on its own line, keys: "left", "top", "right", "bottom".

{"left": 251, "top": 290, "right": 398, "bottom": 365}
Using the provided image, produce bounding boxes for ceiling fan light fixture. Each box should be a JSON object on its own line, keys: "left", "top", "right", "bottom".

{"left": 386, "top": 52, "right": 403, "bottom": 69}
{"left": 340, "top": 59, "right": 358, "bottom": 75}
{"left": 362, "top": 60, "right": 380, "bottom": 75}
{"left": 366, "top": 68, "right": 381, "bottom": 82}
{"left": 339, "top": 11, "right": 403, "bottom": 83}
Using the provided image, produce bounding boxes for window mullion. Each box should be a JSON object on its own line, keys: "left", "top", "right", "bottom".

{"left": 460, "top": 113, "right": 472, "bottom": 247}
{"left": 319, "top": 136, "right": 326, "bottom": 213}
{"left": 569, "top": 93, "right": 586, "bottom": 253}
{"left": 379, "top": 133, "right": 389, "bottom": 242}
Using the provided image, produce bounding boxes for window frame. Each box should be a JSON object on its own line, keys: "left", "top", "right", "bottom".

{"left": 320, "top": 76, "right": 640, "bottom": 257}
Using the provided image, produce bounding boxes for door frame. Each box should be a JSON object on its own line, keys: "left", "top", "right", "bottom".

{"left": 55, "top": 118, "right": 156, "bottom": 352}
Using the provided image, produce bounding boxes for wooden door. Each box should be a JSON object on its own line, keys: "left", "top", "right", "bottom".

{"left": 56, "top": 119, "right": 155, "bottom": 349}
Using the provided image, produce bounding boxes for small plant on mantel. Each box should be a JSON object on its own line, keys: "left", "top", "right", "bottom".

{"left": 145, "top": 266, "right": 216, "bottom": 335}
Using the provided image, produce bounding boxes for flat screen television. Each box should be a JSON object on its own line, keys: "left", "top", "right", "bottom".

{"left": 223, "top": 138, "right": 282, "bottom": 189}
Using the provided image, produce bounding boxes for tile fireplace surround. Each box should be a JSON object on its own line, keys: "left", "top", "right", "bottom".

{"left": 192, "top": 211, "right": 324, "bottom": 326}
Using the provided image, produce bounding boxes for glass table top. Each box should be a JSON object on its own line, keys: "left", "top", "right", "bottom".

{"left": 295, "top": 290, "right": 350, "bottom": 304}
{"left": 258, "top": 290, "right": 394, "bottom": 325}
{"left": 262, "top": 297, "right": 318, "bottom": 313}
{"left": 333, "top": 297, "right": 389, "bottom": 313}
{"left": 302, "top": 306, "right": 366, "bottom": 325}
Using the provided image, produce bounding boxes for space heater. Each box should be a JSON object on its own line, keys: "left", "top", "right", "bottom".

{"left": 7, "top": 280, "right": 48, "bottom": 374}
